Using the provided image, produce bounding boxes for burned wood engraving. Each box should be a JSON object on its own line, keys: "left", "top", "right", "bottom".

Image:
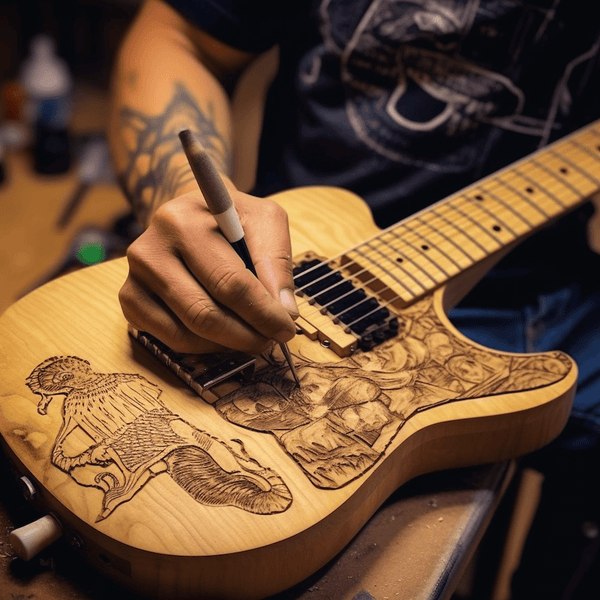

{"left": 216, "top": 296, "right": 572, "bottom": 489}
{"left": 26, "top": 357, "right": 292, "bottom": 521}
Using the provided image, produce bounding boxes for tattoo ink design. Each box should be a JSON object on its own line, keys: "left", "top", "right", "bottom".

{"left": 118, "top": 82, "right": 231, "bottom": 225}
{"left": 215, "top": 295, "right": 572, "bottom": 489}
{"left": 26, "top": 357, "right": 292, "bottom": 522}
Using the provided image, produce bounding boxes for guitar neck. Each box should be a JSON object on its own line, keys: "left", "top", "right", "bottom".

{"left": 342, "top": 122, "right": 600, "bottom": 305}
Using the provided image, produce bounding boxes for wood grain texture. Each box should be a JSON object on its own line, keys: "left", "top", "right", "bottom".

{"left": 3, "top": 117, "right": 598, "bottom": 599}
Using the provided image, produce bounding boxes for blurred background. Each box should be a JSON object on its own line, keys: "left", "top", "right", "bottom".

{"left": 0, "top": 0, "right": 142, "bottom": 315}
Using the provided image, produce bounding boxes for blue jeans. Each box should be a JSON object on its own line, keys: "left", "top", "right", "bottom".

{"left": 450, "top": 284, "right": 600, "bottom": 443}
{"left": 450, "top": 284, "right": 600, "bottom": 599}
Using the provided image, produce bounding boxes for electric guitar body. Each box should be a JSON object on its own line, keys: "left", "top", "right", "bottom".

{"left": 2, "top": 121, "right": 599, "bottom": 599}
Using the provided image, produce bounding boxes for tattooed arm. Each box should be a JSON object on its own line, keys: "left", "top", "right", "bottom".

{"left": 109, "top": 0, "right": 297, "bottom": 354}
{"left": 109, "top": 0, "right": 240, "bottom": 225}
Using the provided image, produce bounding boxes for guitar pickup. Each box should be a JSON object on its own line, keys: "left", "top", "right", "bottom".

{"left": 293, "top": 253, "right": 401, "bottom": 356}
{"left": 129, "top": 327, "right": 256, "bottom": 395}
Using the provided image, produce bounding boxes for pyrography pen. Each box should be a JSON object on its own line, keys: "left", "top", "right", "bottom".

{"left": 178, "top": 129, "right": 301, "bottom": 388}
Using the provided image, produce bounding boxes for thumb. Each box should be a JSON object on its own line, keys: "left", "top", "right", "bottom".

{"left": 241, "top": 200, "right": 300, "bottom": 319}
{"left": 236, "top": 193, "right": 299, "bottom": 320}
{"left": 255, "top": 250, "right": 300, "bottom": 320}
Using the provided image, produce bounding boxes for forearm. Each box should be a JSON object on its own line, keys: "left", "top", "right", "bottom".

{"left": 108, "top": 1, "right": 236, "bottom": 226}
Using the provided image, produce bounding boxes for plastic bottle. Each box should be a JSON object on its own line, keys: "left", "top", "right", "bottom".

{"left": 20, "top": 34, "right": 73, "bottom": 174}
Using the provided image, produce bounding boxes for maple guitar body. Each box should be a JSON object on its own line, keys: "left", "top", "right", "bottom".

{"left": 2, "top": 118, "right": 599, "bottom": 599}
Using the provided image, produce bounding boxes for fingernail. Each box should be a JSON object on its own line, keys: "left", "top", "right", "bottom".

{"left": 279, "top": 288, "right": 299, "bottom": 316}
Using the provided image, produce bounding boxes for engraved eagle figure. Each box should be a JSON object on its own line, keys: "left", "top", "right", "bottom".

{"left": 26, "top": 356, "right": 291, "bottom": 521}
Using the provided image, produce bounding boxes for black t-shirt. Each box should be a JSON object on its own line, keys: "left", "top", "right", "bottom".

{"left": 166, "top": 0, "right": 600, "bottom": 301}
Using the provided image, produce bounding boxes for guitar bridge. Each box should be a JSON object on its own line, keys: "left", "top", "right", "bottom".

{"left": 129, "top": 327, "right": 256, "bottom": 395}
{"left": 293, "top": 252, "right": 400, "bottom": 357}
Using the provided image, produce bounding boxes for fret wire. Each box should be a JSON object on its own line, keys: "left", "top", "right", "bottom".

{"left": 385, "top": 212, "right": 479, "bottom": 270}
{"left": 462, "top": 193, "right": 518, "bottom": 238}
{"left": 427, "top": 208, "right": 482, "bottom": 262}
{"left": 529, "top": 156, "right": 587, "bottom": 202}
{"left": 412, "top": 215, "right": 473, "bottom": 268}
{"left": 513, "top": 164, "right": 568, "bottom": 202}
{"left": 568, "top": 140, "right": 600, "bottom": 178}
{"left": 402, "top": 206, "right": 490, "bottom": 262}
{"left": 384, "top": 226, "right": 450, "bottom": 278}
{"left": 512, "top": 166, "right": 566, "bottom": 208}
{"left": 443, "top": 201, "right": 499, "bottom": 252}
{"left": 404, "top": 204, "right": 502, "bottom": 264}
{"left": 548, "top": 146, "right": 600, "bottom": 189}
{"left": 587, "top": 126, "right": 600, "bottom": 140}
{"left": 293, "top": 229, "right": 441, "bottom": 307}
{"left": 561, "top": 139, "right": 600, "bottom": 184}
{"left": 391, "top": 223, "right": 452, "bottom": 277}
{"left": 576, "top": 121, "right": 600, "bottom": 143}
{"left": 362, "top": 241, "right": 429, "bottom": 292}
{"left": 394, "top": 203, "right": 500, "bottom": 267}
{"left": 530, "top": 149, "right": 595, "bottom": 197}
{"left": 495, "top": 177, "right": 550, "bottom": 218}
{"left": 292, "top": 166, "right": 570, "bottom": 312}
{"left": 475, "top": 183, "right": 535, "bottom": 229}
{"left": 352, "top": 246, "right": 417, "bottom": 298}
{"left": 373, "top": 235, "right": 440, "bottom": 285}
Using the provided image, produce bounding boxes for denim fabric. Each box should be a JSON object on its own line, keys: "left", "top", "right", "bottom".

{"left": 450, "top": 285, "right": 600, "bottom": 599}
{"left": 449, "top": 284, "right": 600, "bottom": 439}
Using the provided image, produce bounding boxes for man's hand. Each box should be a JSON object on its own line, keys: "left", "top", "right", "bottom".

{"left": 119, "top": 190, "right": 299, "bottom": 354}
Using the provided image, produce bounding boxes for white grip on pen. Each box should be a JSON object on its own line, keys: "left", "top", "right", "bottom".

{"left": 214, "top": 205, "right": 244, "bottom": 243}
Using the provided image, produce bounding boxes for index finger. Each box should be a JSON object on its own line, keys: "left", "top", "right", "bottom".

{"left": 178, "top": 226, "right": 296, "bottom": 343}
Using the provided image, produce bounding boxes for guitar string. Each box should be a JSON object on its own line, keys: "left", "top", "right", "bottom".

{"left": 290, "top": 132, "right": 600, "bottom": 325}
{"left": 512, "top": 166, "right": 567, "bottom": 209}
{"left": 568, "top": 141, "right": 600, "bottom": 182}
{"left": 462, "top": 193, "right": 518, "bottom": 238}
{"left": 294, "top": 189, "right": 559, "bottom": 327}
{"left": 360, "top": 139, "right": 598, "bottom": 285}
{"left": 293, "top": 185, "right": 530, "bottom": 299}
{"left": 292, "top": 181, "right": 567, "bottom": 314}
{"left": 411, "top": 214, "right": 471, "bottom": 268}
{"left": 362, "top": 239, "right": 430, "bottom": 291}
{"left": 391, "top": 221, "right": 455, "bottom": 275}
{"left": 292, "top": 166, "right": 593, "bottom": 320}
{"left": 587, "top": 127, "right": 600, "bottom": 141}
{"left": 474, "top": 184, "right": 535, "bottom": 229}
{"left": 312, "top": 148, "right": 584, "bottom": 288}
{"left": 374, "top": 231, "right": 439, "bottom": 284}
{"left": 529, "top": 158, "right": 589, "bottom": 200}
{"left": 547, "top": 148, "right": 600, "bottom": 188}
{"left": 556, "top": 133, "right": 600, "bottom": 181}
{"left": 293, "top": 133, "right": 596, "bottom": 297}
{"left": 509, "top": 159, "right": 587, "bottom": 213}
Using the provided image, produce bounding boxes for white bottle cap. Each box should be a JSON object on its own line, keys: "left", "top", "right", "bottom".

{"left": 20, "top": 34, "right": 72, "bottom": 99}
